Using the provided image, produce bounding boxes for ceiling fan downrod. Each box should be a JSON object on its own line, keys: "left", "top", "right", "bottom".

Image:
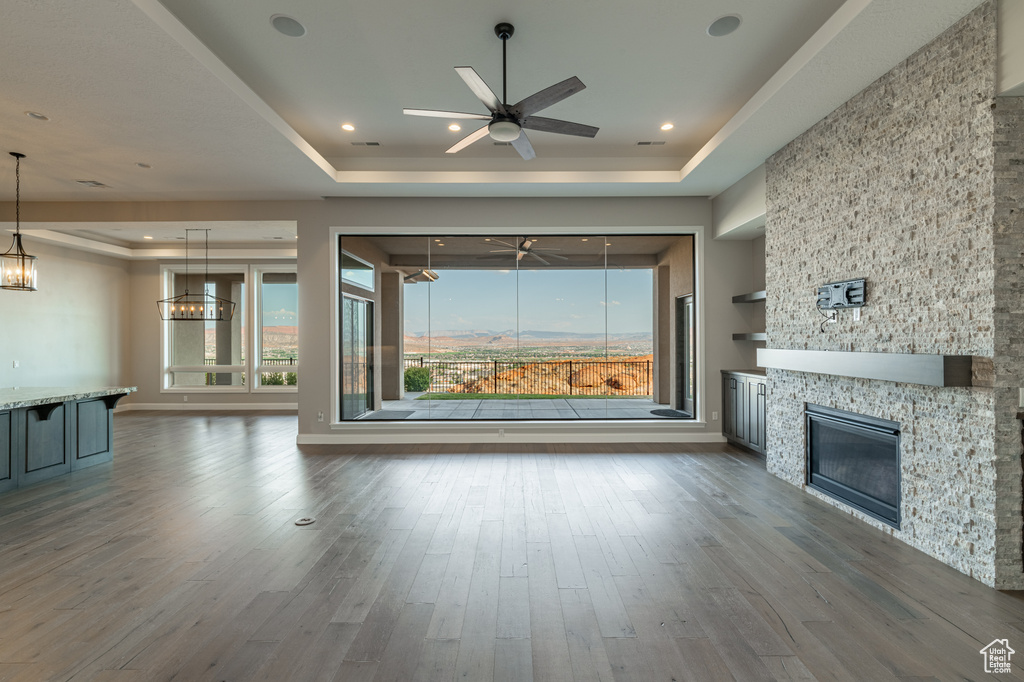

{"left": 494, "top": 22, "right": 514, "bottom": 106}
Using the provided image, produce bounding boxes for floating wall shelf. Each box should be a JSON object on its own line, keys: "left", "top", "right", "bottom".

{"left": 732, "top": 290, "right": 766, "bottom": 303}
{"left": 757, "top": 348, "right": 981, "bottom": 387}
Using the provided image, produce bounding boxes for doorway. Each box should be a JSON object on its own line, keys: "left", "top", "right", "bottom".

{"left": 676, "top": 294, "right": 695, "bottom": 417}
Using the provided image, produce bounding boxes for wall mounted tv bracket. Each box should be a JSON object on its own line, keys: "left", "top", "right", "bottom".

{"left": 817, "top": 278, "right": 866, "bottom": 310}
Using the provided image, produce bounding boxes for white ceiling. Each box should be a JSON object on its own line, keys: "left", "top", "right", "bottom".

{"left": 0, "top": 0, "right": 986, "bottom": 204}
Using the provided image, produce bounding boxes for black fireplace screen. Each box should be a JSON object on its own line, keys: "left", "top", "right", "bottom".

{"left": 806, "top": 404, "right": 900, "bottom": 528}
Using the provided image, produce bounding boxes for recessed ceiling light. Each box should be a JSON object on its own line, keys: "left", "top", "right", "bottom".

{"left": 605, "top": 242, "right": 612, "bottom": 246}
{"left": 25, "top": 111, "right": 49, "bottom": 121}
{"left": 484, "top": 238, "right": 491, "bottom": 241}
{"left": 448, "top": 123, "right": 461, "bottom": 132}
{"left": 143, "top": 235, "right": 153, "bottom": 240}
{"left": 271, "top": 14, "right": 307, "bottom": 37}
{"left": 434, "top": 239, "right": 441, "bottom": 242}
{"left": 437, "top": 243, "right": 444, "bottom": 247}
{"left": 341, "top": 123, "right": 355, "bottom": 132}
{"left": 136, "top": 162, "right": 151, "bottom": 169}
{"left": 581, "top": 238, "right": 588, "bottom": 242}
{"left": 707, "top": 14, "right": 741, "bottom": 37}
{"left": 660, "top": 123, "right": 674, "bottom": 131}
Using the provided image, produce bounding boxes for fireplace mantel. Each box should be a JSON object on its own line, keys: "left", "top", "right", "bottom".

{"left": 757, "top": 348, "right": 989, "bottom": 387}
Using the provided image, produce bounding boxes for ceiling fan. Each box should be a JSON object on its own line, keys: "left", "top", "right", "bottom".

{"left": 403, "top": 22, "right": 598, "bottom": 160}
{"left": 480, "top": 238, "right": 569, "bottom": 265}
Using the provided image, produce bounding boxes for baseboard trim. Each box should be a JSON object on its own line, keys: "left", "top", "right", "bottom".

{"left": 297, "top": 426, "right": 726, "bottom": 445}
{"left": 117, "top": 402, "right": 298, "bottom": 412}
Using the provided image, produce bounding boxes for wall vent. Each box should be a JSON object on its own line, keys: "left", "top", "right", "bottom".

{"left": 635, "top": 141, "right": 666, "bottom": 146}
{"left": 493, "top": 142, "right": 512, "bottom": 146}
{"left": 75, "top": 180, "right": 109, "bottom": 188}
{"left": 350, "top": 141, "right": 381, "bottom": 146}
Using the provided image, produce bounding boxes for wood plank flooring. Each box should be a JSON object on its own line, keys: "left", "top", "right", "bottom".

{"left": 1, "top": 412, "right": 1024, "bottom": 680}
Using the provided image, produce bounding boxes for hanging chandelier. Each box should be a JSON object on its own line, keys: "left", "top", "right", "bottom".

{"left": 1, "top": 152, "right": 38, "bottom": 291}
{"left": 156, "top": 228, "right": 236, "bottom": 321}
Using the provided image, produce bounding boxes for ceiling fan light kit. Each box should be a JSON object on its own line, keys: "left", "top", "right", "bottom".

{"left": 403, "top": 23, "right": 598, "bottom": 160}
{"left": 488, "top": 119, "right": 521, "bottom": 142}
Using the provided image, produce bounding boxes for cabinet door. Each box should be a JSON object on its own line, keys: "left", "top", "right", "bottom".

{"left": 746, "top": 380, "right": 766, "bottom": 453}
{"left": 756, "top": 380, "right": 767, "bottom": 454}
{"left": 722, "top": 375, "right": 735, "bottom": 438}
{"left": 734, "top": 375, "right": 748, "bottom": 443}
{"left": 0, "top": 411, "right": 13, "bottom": 492}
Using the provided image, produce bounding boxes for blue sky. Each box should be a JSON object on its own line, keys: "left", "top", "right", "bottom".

{"left": 404, "top": 269, "right": 653, "bottom": 334}
{"left": 262, "top": 283, "right": 298, "bottom": 326}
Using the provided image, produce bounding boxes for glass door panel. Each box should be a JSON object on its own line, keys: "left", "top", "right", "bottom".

{"left": 341, "top": 295, "right": 373, "bottom": 420}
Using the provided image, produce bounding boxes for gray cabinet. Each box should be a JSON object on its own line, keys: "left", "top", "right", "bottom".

{"left": 0, "top": 411, "right": 13, "bottom": 493}
{"left": 0, "top": 392, "right": 127, "bottom": 496}
{"left": 721, "top": 370, "right": 766, "bottom": 456}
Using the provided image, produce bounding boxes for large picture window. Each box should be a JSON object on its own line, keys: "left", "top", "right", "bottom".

{"left": 161, "top": 264, "right": 297, "bottom": 392}
{"left": 255, "top": 269, "right": 299, "bottom": 389}
{"left": 335, "top": 234, "right": 695, "bottom": 422}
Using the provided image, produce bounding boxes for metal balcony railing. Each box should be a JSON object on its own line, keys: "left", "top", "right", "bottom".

{"left": 403, "top": 357, "right": 653, "bottom": 396}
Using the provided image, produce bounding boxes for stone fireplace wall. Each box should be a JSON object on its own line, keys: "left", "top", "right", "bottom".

{"left": 764, "top": 3, "right": 1021, "bottom": 586}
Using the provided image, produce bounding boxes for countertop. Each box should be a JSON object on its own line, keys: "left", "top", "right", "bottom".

{"left": 0, "top": 386, "right": 137, "bottom": 411}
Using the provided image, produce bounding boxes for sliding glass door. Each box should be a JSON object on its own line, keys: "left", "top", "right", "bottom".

{"left": 340, "top": 295, "right": 373, "bottom": 420}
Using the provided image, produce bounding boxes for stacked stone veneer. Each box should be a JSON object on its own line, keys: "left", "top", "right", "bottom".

{"left": 765, "top": 2, "right": 1024, "bottom": 587}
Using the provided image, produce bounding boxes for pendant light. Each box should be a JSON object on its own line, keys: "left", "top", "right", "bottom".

{"left": 1, "top": 152, "right": 38, "bottom": 291}
{"left": 157, "top": 229, "right": 235, "bottom": 321}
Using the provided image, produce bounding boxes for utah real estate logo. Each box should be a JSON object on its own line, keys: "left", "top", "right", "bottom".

{"left": 980, "top": 639, "right": 1015, "bottom": 674}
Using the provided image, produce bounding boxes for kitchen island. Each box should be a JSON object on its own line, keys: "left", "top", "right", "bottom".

{"left": 0, "top": 386, "right": 136, "bottom": 493}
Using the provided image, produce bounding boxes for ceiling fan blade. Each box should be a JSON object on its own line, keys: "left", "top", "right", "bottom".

{"left": 477, "top": 254, "right": 518, "bottom": 260}
{"left": 488, "top": 249, "right": 516, "bottom": 253}
{"left": 536, "top": 251, "right": 568, "bottom": 260}
{"left": 445, "top": 125, "right": 491, "bottom": 154}
{"left": 509, "top": 76, "right": 586, "bottom": 118}
{"left": 528, "top": 252, "right": 550, "bottom": 265}
{"left": 455, "top": 67, "right": 507, "bottom": 115}
{"left": 521, "top": 116, "right": 599, "bottom": 138}
{"left": 511, "top": 131, "right": 536, "bottom": 161}
{"left": 487, "top": 238, "right": 519, "bottom": 249}
{"left": 404, "top": 108, "right": 491, "bottom": 120}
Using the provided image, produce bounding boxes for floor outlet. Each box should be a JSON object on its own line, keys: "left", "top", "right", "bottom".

{"left": 711, "top": 411, "right": 718, "bottom": 421}
{"left": 183, "top": 395, "right": 188, "bottom": 402}
{"left": 317, "top": 411, "right": 324, "bottom": 422}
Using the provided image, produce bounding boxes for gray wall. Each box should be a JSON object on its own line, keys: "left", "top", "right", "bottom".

{"left": 0, "top": 237, "right": 129, "bottom": 388}
{"left": 765, "top": 3, "right": 1013, "bottom": 586}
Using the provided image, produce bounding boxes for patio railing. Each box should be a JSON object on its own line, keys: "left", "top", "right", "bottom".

{"left": 403, "top": 357, "right": 652, "bottom": 396}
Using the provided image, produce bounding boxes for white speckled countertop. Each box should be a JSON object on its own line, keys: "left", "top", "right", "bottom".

{"left": 0, "top": 386, "right": 136, "bottom": 411}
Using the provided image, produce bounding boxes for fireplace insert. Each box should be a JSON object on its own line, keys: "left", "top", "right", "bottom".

{"left": 806, "top": 404, "right": 900, "bottom": 528}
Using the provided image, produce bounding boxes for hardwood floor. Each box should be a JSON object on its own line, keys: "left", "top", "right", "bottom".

{"left": 1, "top": 412, "right": 1023, "bottom": 681}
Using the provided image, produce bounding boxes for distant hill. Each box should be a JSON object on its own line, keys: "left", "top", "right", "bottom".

{"left": 403, "top": 329, "right": 652, "bottom": 355}
{"left": 406, "top": 329, "right": 650, "bottom": 341}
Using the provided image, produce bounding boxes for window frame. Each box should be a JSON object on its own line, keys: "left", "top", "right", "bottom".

{"left": 340, "top": 249, "right": 375, "bottom": 292}
{"left": 253, "top": 265, "right": 299, "bottom": 392}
